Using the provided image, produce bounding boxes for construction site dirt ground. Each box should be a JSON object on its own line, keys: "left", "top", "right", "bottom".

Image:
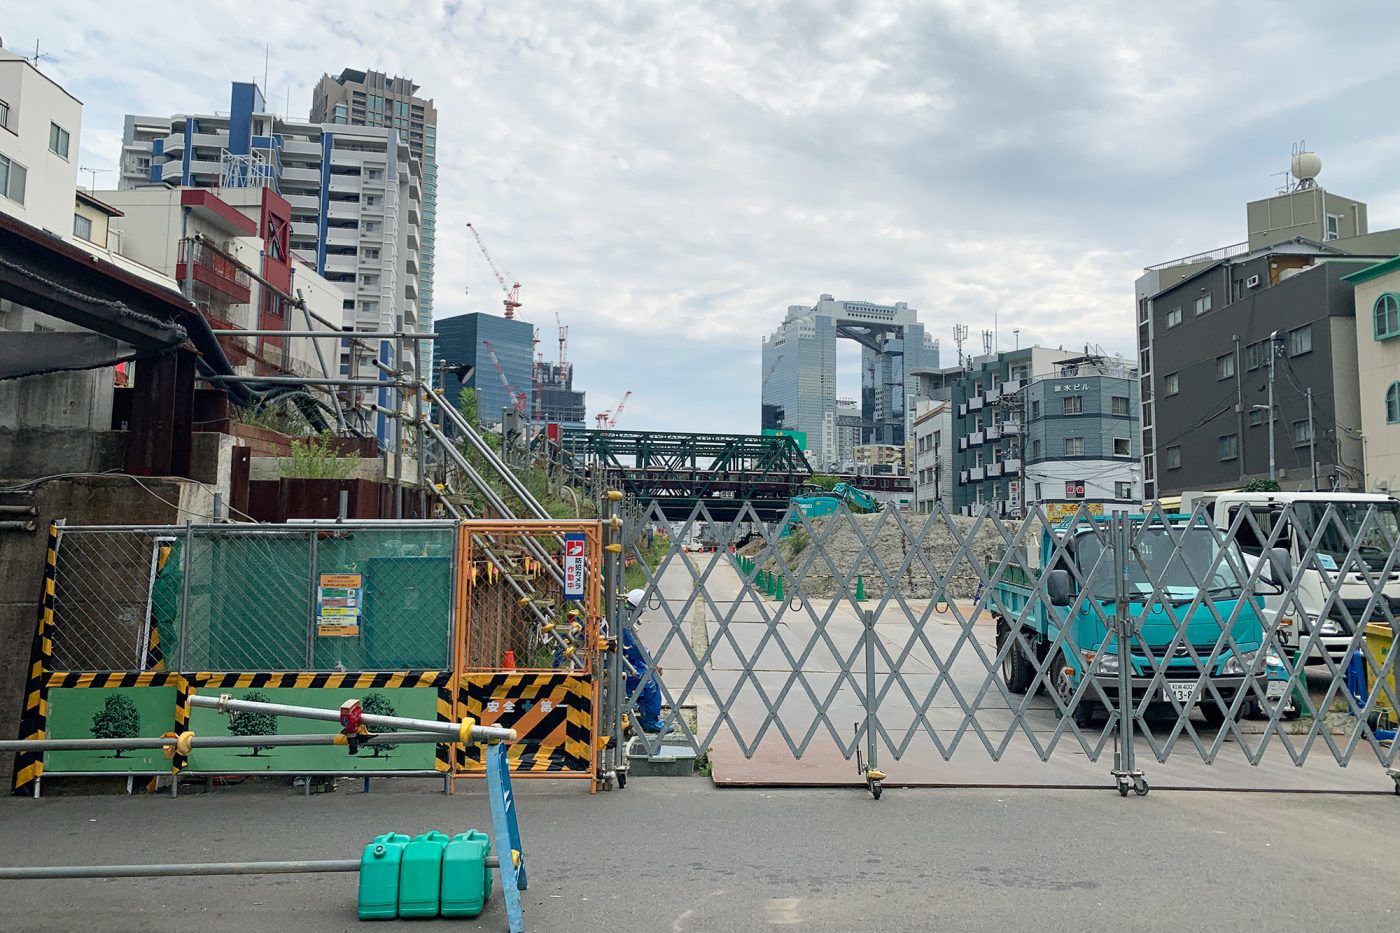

{"left": 647, "top": 559, "right": 1395, "bottom": 794}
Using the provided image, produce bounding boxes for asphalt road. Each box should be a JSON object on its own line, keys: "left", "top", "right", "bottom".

{"left": 1, "top": 776, "right": 1396, "bottom": 932}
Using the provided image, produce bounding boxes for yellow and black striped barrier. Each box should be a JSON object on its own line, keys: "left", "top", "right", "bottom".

{"left": 454, "top": 673, "right": 593, "bottom": 776}
{"left": 11, "top": 524, "right": 58, "bottom": 797}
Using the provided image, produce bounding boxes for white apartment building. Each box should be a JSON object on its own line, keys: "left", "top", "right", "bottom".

{"left": 911, "top": 399, "right": 953, "bottom": 514}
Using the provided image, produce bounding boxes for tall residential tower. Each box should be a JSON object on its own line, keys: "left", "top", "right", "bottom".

{"left": 311, "top": 69, "right": 438, "bottom": 371}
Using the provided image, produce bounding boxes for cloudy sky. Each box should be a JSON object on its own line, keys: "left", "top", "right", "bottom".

{"left": 14, "top": 1, "right": 1400, "bottom": 432}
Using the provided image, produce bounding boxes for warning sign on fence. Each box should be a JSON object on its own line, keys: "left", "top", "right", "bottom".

{"left": 317, "top": 573, "right": 363, "bottom": 636}
{"left": 563, "top": 534, "right": 585, "bottom": 602}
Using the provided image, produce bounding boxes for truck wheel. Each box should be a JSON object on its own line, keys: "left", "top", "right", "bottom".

{"left": 1201, "top": 702, "right": 1241, "bottom": 727}
{"left": 996, "top": 619, "right": 1034, "bottom": 694}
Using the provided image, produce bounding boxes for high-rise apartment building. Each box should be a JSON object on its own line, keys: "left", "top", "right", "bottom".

{"left": 311, "top": 69, "right": 437, "bottom": 372}
{"left": 761, "top": 294, "right": 938, "bottom": 469}
{"left": 119, "top": 81, "right": 424, "bottom": 444}
{"left": 1136, "top": 152, "right": 1400, "bottom": 498}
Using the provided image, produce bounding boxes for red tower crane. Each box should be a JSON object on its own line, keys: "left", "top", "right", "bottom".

{"left": 594, "top": 390, "right": 632, "bottom": 430}
{"left": 481, "top": 338, "right": 528, "bottom": 413}
{"left": 466, "top": 222, "right": 522, "bottom": 320}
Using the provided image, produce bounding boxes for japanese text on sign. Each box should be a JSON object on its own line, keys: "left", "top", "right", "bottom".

{"left": 563, "top": 533, "right": 585, "bottom": 602}
{"left": 317, "top": 572, "right": 362, "bottom": 637}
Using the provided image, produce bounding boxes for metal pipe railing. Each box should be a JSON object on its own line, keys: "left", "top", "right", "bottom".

{"left": 0, "top": 856, "right": 499, "bottom": 880}
{"left": 186, "top": 694, "right": 515, "bottom": 742}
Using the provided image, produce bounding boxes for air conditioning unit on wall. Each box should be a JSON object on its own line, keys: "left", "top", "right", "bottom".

{"left": 1246, "top": 274, "right": 1261, "bottom": 288}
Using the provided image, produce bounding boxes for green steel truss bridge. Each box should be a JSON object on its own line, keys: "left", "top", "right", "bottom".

{"left": 559, "top": 429, "right": 813, "bottom": 521}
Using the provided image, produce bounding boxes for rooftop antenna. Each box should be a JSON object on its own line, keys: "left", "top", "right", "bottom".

{"left": 79, "top": 166, "right": 110, "bottom": 192}
{"left": 981, "top": 329, "right": 993, "bottom": 356}
{"left": 263, "top": 44, "right": 269, "bottom": 95}
{"left": 1013, "top": 328, "right": 1021, "bottom": 350}
{"left": 953, "top": 323, "right": 968, "bottom": 367}
{"left": 27, "top": 40, "right": 52, "bottom": 68}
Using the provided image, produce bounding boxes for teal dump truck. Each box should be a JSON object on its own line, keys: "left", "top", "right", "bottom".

{"left": 989, "top": 514, "right": 1289, "bottom": 727}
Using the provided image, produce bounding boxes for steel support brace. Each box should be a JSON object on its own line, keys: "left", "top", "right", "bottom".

{"left": 1111, "top": 514, "right": 1148, "bottom": 798}
{"left": 856, "top": 609, "right": 885, "bottom": 799}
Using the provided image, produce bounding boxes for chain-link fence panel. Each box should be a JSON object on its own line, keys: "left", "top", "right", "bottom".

{"left": 48, "top": 522, "right": 459, "bottom": 674}
{"left": 50, "top": 528, "right": 182, "bottom": 672}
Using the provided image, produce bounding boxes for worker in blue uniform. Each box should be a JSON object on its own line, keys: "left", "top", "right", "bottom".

{"left": 623, "top": 589, "right": 666, "bottom": 732}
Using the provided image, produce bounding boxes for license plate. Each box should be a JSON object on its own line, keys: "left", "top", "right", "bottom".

{"left": 1169, "top": 682, "right": 1196, "bottom": 704}
{"left": 1266, "top": 680, "right": 1287, "bottom": 700}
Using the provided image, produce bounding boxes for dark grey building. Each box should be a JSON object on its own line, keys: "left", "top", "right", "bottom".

{"left": 1143, "top": 252, "right": 1378, "bottom": 496}
{"left": 1136, "top": 161, "right": 1400, "bottom": 498}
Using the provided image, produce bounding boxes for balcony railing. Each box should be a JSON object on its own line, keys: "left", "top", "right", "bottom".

{"left": 967, "top": 397, "right": 985, "bottom": 411}
{"left": 177, "top": 240, "right": 251, "bottom": 304}
{"left": 968, "top": 431, "right": 984, "bottom": 446}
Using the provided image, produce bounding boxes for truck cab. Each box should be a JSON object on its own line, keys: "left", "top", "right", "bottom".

{"left": 991, "top": 514, "right": 1280, "bottom": 726}
{"left": 1181, "top": 491, "right": 1400, "bottom": 664}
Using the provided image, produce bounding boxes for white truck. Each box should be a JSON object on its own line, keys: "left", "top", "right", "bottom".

{"left": 1180, "top": 491, "right": 1400, "bottom": 664}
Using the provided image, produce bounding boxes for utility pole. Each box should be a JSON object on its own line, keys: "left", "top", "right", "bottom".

{"left": 1307, "top": 387, "right": 1317, "bottom": 492}
{"left": 1267, "top": 330, "right": 1279, "bottom": 483}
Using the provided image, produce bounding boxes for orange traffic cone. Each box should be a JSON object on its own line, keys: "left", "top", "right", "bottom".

{"left": 502, "top": 651, "right": 517, "bottom": 671}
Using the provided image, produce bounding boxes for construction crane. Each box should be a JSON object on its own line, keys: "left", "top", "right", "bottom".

{"left": 555, "top": 312, "right": 568, "bottom": 373}
{"left": 466, "top": 222, "right": 522, "bottom": 319}
{"left": 481, "top": 338, "right": 528, "bottom": 414}
{"left": 594, "top": 390, "right": 631, "bottom": 430}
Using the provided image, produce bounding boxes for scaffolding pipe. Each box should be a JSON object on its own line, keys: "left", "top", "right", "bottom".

{"left": 218, "top": 330, "right": 438, "bottom": 339}
{"left": 0, "top": 731, "right": 452, "bottom": 753}
{"left": 199, "top": 376, "right": 403, "bottom": 387}
{"left": 0, "top": 856, "right": 499, "bottom": 880}
{"left": 186, "top": 694, "right": 515, "bottom": 742}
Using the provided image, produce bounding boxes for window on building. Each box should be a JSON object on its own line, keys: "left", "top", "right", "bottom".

{"left": 1326, "top": 214, "right": 1341, "bottom": 240}
{"left": 1032, "top": 439, "right": 1042, "bottom": 460}
{"left": 1375, "top": 294, "right": 1400, "bottom": 341}
{"left": 1064, "top": 436, "right": 1084, "bottom": 457}
{"left": 1063, "top": 395, "right": 1083, "bottom": 415}
{"left": 72, "top": 213, "right": 93, "bottom": 241}
{"left": 361, "top": 246, "right": 379, "bottom": 260}
{"left": 1249, "top": 409, "right": 1264, "bottom": 427}
{"left": 1114, "top": 437, "right": 1131, "bottom": 457}
{"left": 1115, "top": 481, "right": 1132, "bottom": 499}
{"left": 360, "top": 300, "right": 379, "bottom": 314}
{"left": 1387, "top": 383, "right": 1400, "bottom": 425}
{"left": 1111, "top": 396, "right": 1129, "bottom": 416}
{"left": 0, "top": 99, "right": 9, "bottom": 130}
{"left": 363, "top": 220, "right": 381, "bottom": 234}
{"left": 48, "top": 123, "right": 70, "bottom": 159}
{"left": 1217, "top": 353, "right": 1235, "bottom": 380}
{"left": 1165, "top": 446, "right": 1182, "bottom": 469}
{"left": 1165, "top": 372, "right": 1179, "bottom": 396}
{"left": 1292, "top": 420, "right": 1313, "bottom": 446}
{"left": 1218, "top": 433, "right": 1239, "bottom": 461}
{"left": 1195, "top": 294, "right": 1212, "bottom": 315}
{"left": 364, "top": 194, "right": 380, "bottom": 207}
{"left": 1289, "top": 324, "right": 1312, "bottom": 356}
{"left": 0, "top": 154, "right": 26, "bottom": 204}
{"left": 1030, "top": 400, "right": 1040, "bottom": 419}
{"left": 1246, "top": 342, "right": 1261, "bottom": 370}
{"left": 360, "top": 273, "right": 379, "bottom": 286}
{"left": 1166, "top": 307, "right": 1182, "bottom": 328}
{"left": 1064, "top": 480, "right": 1085, "bottom": 499}
{"left": 933, "top": 430, "right": 940, "bottom": 449}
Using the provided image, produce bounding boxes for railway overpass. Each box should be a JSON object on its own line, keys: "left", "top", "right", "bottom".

{"left": 559, "top": 429, "right": 812, "bottom": 521}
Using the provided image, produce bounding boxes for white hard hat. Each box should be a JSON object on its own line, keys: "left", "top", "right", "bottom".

{"left": 626, "top": 589, "right": 646, "bottom": 608}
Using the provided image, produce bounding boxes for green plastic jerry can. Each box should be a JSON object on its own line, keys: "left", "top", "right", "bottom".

{"left": 357, "top": 832, "right": 410, "bottom": 920}
{"left": 399, "top": 830, "right": 451, "bottom": 918}
{"left": 441, "top": 830, "right": 493, "bottom": 918}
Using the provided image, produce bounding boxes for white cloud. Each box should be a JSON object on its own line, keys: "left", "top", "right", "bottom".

{"left": 12, "top": 0, "right": 1400, "bottom": 434}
